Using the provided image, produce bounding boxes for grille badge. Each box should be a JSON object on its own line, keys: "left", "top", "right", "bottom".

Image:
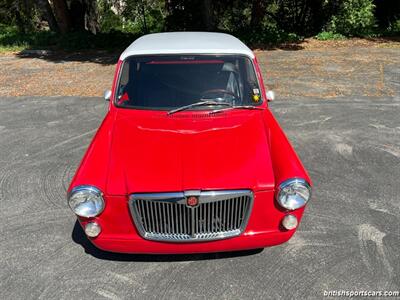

{"left": 186, "top": 196, "right": 199, "bottom": 207}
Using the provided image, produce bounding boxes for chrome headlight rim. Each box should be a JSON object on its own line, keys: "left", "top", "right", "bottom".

{"left": 67, "top": 185, "right": 105, "bottom": 218}
{"left": 276, "top": 178, "right": 311, "bottom": 210}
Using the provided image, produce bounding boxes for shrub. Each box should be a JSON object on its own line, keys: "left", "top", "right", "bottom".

{"left": 328, "top": 0, "right": 376, "bottom": 36}
{"left": 0, "top": 24, "right": 138, "bottom": 51}
{"left": 234, "top": 23, "right": 302, "bottom": 47}
{"left": 315, "top": 31, "right": 346, "bottom": 40}
{"left": 387, "top": 19, "right": 400, "bottom": 34}
{"left": 99, "top": 9, "right": 124, "bottom": 33}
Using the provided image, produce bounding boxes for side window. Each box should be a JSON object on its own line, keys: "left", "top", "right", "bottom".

{"left": 241, "top": 58, "right": 260, "bottom": 104}
{"left": 117, "top": 61, "right": 130, "bottom": 98}
{"left": 245, "top": 58, "right": 257, "bottom": 86}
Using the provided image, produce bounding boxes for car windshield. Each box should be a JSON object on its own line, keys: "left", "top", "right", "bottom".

{"left": 115, "top": 55, "right": 262, "bottom": 110}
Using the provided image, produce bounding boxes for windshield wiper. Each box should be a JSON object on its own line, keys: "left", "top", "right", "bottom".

{"left": 210, "top": 105, "right": 264, "bottom": 114}
{"left": 167, "top": 100, "right": 232, "bottom": 115}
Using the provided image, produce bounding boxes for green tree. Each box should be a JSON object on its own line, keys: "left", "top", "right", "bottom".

{"left": 328, "top": 0, "right": 376, "bottom": 36}
{"left": 0, "top": 0, "right": 37, "bottom": 33}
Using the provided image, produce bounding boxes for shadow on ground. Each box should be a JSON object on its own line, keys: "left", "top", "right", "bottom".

{"left": 13, "top": 42, "right": 306, "bottom": 65}
{"left": 15, "top": 50, "right": 119, "bottom": 65}
{"left": 12, "top": 39, "right": 309, "bottom": 65}
{"left": 12, "top": 35, "right": 400, "bottom": 65}
{"left": 72, "top": 221, "right": 263, "bottom": 262}
{"left": 251, "top": 40, "right": 305, "bottom": 51}
{"left": 364, "top": 35, "right": 400, "bottom": 43}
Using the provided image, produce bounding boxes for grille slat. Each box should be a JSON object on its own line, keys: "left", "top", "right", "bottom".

{"left": 174, "top": 204, "right": 178, "bottom": 233}
{"left": 231, "top": 198, "right": 236, "bottom": 230}
{"left": 224, "top": 200, "right": 228, "bottom": 231}
{"left": 194, "top": 206, "right": 198, "bottom": 234}
{"left": 130, "top": 191, "right": 253, "bottom": 242}
{"left": 229, "top": 199, "right": 233, "bottom": 230}
{"left": 219, "top": 201, "right": 223, "bottom": 231}
{"left": 161, "top": 202, "right": 166, "bottom": 233}
{"left": 145, "top": 201, "right": 150, "bottom": 231}
{"left": 182, "top": 205, "right": 187, "bottom": 234}
{"left": 155, "top": 202, "right": 160, "bottom": 233}
{"left": 165, "top": 202, "right": 170, "bottom": 234}
{"left": 149, "top": 202, "right": 153, "bottom": 232}
{"left": 237, "top": 197, "right": 242, "bottom": 228}
{"left": 207, "top": 203, "right": 211, "bottom": 232}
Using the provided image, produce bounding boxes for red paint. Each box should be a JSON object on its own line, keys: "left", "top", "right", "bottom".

{"left": 69, "top": 53, "right": 312, "bottom": 254}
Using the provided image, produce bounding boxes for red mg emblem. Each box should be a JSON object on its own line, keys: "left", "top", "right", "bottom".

{"left": 186, "top": 196, "right": 199, "bottom": 207}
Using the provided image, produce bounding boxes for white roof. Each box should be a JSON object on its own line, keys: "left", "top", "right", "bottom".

{"left": 119, "top": 32, "right": 254, "bottom": 60}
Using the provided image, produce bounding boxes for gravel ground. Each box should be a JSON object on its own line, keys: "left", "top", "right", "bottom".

{"left": 257, "top": 47, "right": 400, "bottom": 98}
{"left": 0, "top": 95, "right": 399, "bottom": 299}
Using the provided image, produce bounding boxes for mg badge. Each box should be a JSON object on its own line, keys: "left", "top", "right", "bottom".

{"left": 186, "top": 196, "right": 199, "bottom": 207}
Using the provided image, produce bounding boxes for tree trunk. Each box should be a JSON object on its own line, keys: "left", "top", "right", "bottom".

{"left": 70, "top": 0, "right": 86, "bottom": 31}
{"left": 35, "top": 0, "right": 59, "bottom": 32}
{"left": 139, "top": 0, "right": 148, "bottom": 33}
{"left": 202, "top": 0, "right": 214, "bottom": 30}
{"left": 83, "top": 0, "right": 100, "bottom": 34}
{"left": 14, "top": 9, "right": 26, "bottom": 34}
{"left": 250, "top": 0, "right": 266, "bottom": 28}
{"left": 164, "top": 0, "right": 177, "bottom": 30}
{"left": 52, "top": 0, "right": 72, "bottom": 33}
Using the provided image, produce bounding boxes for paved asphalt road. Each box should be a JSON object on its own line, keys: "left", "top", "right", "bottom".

{"left": 0, "top": 96, "right": 399, "bottom": 299}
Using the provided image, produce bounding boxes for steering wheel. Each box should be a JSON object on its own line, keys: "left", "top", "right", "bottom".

{"left": 201, "top": 89, "right": 238, "bottom": 100}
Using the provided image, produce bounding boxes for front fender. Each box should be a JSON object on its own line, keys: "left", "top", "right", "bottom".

{"left": 263, "top": 109, "right": 312, "bottom": 188}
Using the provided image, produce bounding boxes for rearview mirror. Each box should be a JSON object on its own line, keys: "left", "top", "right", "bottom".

{"left": 104, "top": 89, "right": 112, "bottom": 101}
{"left": 266, "top": 90, "right": 275, "bottom": 102}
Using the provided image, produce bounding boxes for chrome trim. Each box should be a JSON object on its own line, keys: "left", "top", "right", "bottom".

{"left": 104, "top": 89, "right": 111, "bottom": 101}
{"left": 129, "top": 190, "right": 253, "bottom": 242}
{"left": 196, "top": 190, "right": 252, "bottom": 203}
{"left": 67, "top": 185, "right": 105, "bottom": 217}
{"left": 276, "top": 178, "right": 312, "bottom": 210}
{"left": 266, "top": 90, "right": 275, "bottom": 102}
{"left": 131, "top": 192, "right": 184, "bottom": 200}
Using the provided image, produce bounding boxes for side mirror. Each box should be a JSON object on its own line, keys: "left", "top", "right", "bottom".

{"left": 104, "top": 89, "right": 112, "bottom": 101}
{"left": 266, "top": 90, "right": 275, "bottom": 102}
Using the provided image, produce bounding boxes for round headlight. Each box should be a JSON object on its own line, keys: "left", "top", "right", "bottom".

{"left": 67, "top": 186, "right": 104, "bottom": 217}
{"left": 276, "top": 178, "right": 311, "bottom": 210}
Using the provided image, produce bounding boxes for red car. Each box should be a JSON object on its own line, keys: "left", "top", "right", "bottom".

{"left": 68, "top": 32, "right": 312, "bottom": 254}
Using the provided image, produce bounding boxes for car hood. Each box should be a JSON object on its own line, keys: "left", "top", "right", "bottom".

{"left": 106, "top": 110, "right": 275, "bottom": 195}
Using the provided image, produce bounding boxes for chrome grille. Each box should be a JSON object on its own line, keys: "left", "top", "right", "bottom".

{"left": 129, "top": 190, "right": 253, "bottom": 242}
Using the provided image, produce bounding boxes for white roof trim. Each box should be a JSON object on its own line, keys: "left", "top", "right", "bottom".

{"left": 119, "top": 32, "right": 254, "bottom": 60}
